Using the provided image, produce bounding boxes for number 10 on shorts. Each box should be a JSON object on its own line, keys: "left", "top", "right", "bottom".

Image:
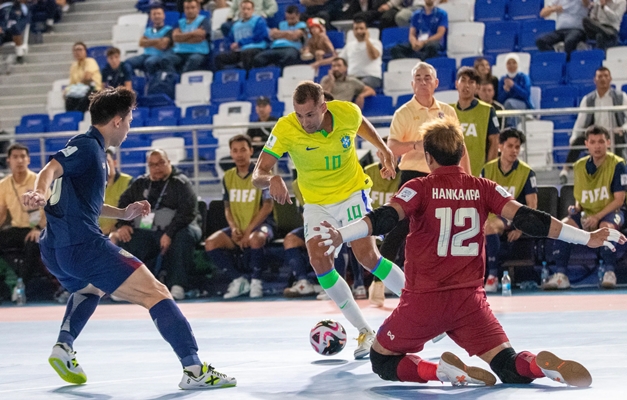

{"left": 347, "top": 205, "right": 362, "bottom": 222}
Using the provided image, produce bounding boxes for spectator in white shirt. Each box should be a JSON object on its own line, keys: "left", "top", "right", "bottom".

{"left": 583, "top": 0, "right": 627, "bottom": 50}
{"left": 338, "top": 18, "right": 383, "bottom": 89}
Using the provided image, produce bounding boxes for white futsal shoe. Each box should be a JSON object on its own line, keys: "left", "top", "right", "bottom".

{"left": 354, "top": 329, "right": 376, "bottom": 359}
{"left": 535, "top": 351, "right": 592, "bottom": 387}
{"left": 436, "top": 352, "right": 496, "bottom": 386}
{"left": 179, "top": 362, "right": 237, "bottom": 390}
{"left": 48, "top": 342, "right": 87, "bottom": 384}
{"left": 223, "top": 277, "right": 250, "bottom": 299}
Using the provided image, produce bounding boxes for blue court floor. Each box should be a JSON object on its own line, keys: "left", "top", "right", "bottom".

{"left": 0, "top": 292, "right": 625, "bottom": 399}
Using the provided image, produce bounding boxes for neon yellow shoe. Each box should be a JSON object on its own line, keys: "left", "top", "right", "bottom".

{"left": 179, "top": 362, "right": 237, "bottom": 390}
{"left": 48, "top": 343, "right": 87, "bottom": 384}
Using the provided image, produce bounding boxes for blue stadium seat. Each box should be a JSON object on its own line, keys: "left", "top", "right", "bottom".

{"left": 396, "top": 93, "right": 413, "bottom": 106}
{"left": 508, "top": 0, "right": 543, "bottom": 20}
{"left": 484, "top": 22, "right": 520, "bottom": 55}
{"left": 315, "top": 65, "right": 331, "bottom": 83}
{"left": 622, "top": 83, "right": 627, "bottom": 93}
{"left": 87, "top": 46, "right": 109, "bottom": 70}
{"left": 145, "top": 106, "right": 181, "bottom": 126}
{"left": 177, "top": 130, "right": 218, "bottom": 172}
{"left": 15, "top": 114, "right": 49, "bottom": 133}
{"left": 570, "top": 49, "right": 606, "bottom": 63}
{"left": 567, "top": 50, "right": 605, "bottom": 84}
{"left": 474, "top": 0, "right": 507, "bottom": 22}
{"left": 428, "top": 57, "right": 456, "bottom": 90}
{"left": 179, "top": 105, "right": 214, "bottom": 125}
{"left": 132, "top": 76, "right": 146, "bottom": 96}
{"left": 381, "top": 27, "right": 409, "bottom": 61}
{"left": 48, "top": 112, "right": 83, "bottom": 132}
{"left": 244, "top": 67, "right": 281, "bottom": 101}
{"left": 621, "top": 13, "right": 627, "bottom": 44}
{"left": 163, "top": 11, "right": 180, "bottom": 28}
{"left": 519, "top": 19, "right": 555, "bottom": 51}
{"left": 362, "top": 96, "right": 395, "bottom": 117}
{"left": 540, "top": 86, "right": 578, "bottom": 109}
{"left": 211, "top": 69, "right": 246, "bottom": 103}
{"left": 130, "top": 118, "right": 145, "bottom": 128}
{"left": 578, "top": 83, "right": 596, "bottom": 99}
{"left": 137, "top": 94, "right": 175, "bottom": 108}
{"left": 529, "top": 52, "right": 566, "bottom": 86}
{"left": 133, "top": 107, "right": 150, "bottom": 121}
{"left": 460, "top": 55, "right": 496, "bottom": 68}
{"left": 45, "top": 137, "right": 70, "bottom": 154}
{"left": 327, "top": 31, "right": 345, "bottom": 51}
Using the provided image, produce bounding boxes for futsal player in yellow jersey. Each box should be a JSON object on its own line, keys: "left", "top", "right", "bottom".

{"left": 253, "top": 81, "right": 404, "bottom": 359}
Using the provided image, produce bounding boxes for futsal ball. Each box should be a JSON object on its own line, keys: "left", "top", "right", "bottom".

{"left": 309, "top": 319, "right": 347, "bottom": 356}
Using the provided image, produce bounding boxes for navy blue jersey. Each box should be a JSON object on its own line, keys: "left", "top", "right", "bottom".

{"left": 42, "top": 127, "right": 108, "bottom": 248}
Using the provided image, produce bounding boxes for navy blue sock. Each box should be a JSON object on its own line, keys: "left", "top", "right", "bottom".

{"left": 285, "top": 247, "right": 308, "bottom": 281}
{"left": 486, "top": 234, "right": 501, "bottom": 277}
{"left": 57, "top": 293, "right": 100, "bottom": 349}
{"left": 207, "top": 248, "right": 239, "bottom": 281}
{"left": 149, "top": 299, "right": 200, "bottom": 368}
{"left": 552, "top": 240, "right": 572, "bottom": 274}
{"left": 249, "top": 248, "right": 264, "bottom": 280}
{"left": 334, "top": 248, "right": 346, "bottom": 277}
{"left": 348, "top": 248, "right": 364, "bottom": 287}
{"left": 600, "top": 247, "right": 616, "bottom": 271}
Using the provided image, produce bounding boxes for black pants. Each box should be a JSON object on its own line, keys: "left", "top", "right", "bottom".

{"left": 214, "top": 48, "right": 263, "bottom": 71}
{"left": 391, "top": 41, "right": 441, "bottom": 60}
{"left": 0, "top": 227, "right": 47, "bottom": 284}
{"left": 583, "top": 17, "right": 619, "bottom": 50}
{"left": 535, "top": 28, "right": 585, "bottom": 60}
{"left": 65, "top": 95, "right": 91, "bottom": 113}
{"left": 379, "top": 170, "right": 429, "bottom": 262}
{"left": 253, "top": 47, "right": 301, "bottom": 68}
{"left": 119, "top": 225, "right": 201, "bottom": 289}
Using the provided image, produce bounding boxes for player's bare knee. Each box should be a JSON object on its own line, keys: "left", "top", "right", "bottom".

{"left": 142, "top": 280, "right": 171, "bottom": 308}
{"left": 283, "top": 233, "right": 304, "bottom": 249}
{"left": 353, "top": 248, "right": 380, "bottom": 270}
{"left": 249, "top": 233, "right": 266, "bottom": 249}
{"left": 484, "top": 219, "right": 504, "bottom": 236}
{"left": 370, "top": 347, "right": 403, "bottom": 381}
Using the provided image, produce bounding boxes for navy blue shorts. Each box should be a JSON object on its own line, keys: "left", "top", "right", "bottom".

{"left": 222, "top": 223, "right": 275, "bottom": 243}
{"left": 570, "top": 210, "right": 625, "bottom": 230}
{"left": 40, "top": 236, "right": 143, "bottom": 294}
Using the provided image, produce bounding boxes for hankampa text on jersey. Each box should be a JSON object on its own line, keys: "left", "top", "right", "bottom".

{"left": 432, "top": 188, "right": 480, "bottom": 201}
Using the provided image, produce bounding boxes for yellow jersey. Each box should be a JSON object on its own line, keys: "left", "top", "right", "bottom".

{"left": 263, "top": 100, "right": 372, "bottom": 205}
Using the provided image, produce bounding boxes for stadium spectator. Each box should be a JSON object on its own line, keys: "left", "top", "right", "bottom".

{"left": 478, "top": 79, "right": 505, "bottom": 130}
{"left": 30, "top": 0, "right": 62, "bottom": 34}
{"left": 320, "top": 58, "right": 376, "bottom": 109}
{"left": 113, "top": 149, "right": 202, "bottom": 301}
{"left": 214, "top": 0, "right": 269, "bottom": 71}
{"left": 482, "top": 128, "right": 537, "bottom": 292}
{"left": 176, "top": 0, "right": 210, "bottom": 12}
{"left": 65, "top": 42, "right": 102, "bottom": 113}
{"left": 338, "top": 18, "right": 383, "bottom": 90}
{"left": 549, "top": 125, "right": 626, "bottom": 290}
{"left": 98, "top": 149, "right": 132, "bottom": 236}
{"left": 220, "top": 0, "right": 277, "bottom": 38}
{"left": 172, "top": 0, "right": 211, "bottom": 73}
{"left": 300, "top": 0, "right": 343, "bottom": 29}
{"left": 205, "top": 135, "right": 275, "bottom": 299}
{"left": 0, "top": 144, "right": 49, "bottom": 295}
{"left": 0, "top": 0, "right": 30, "bottom": 63}
{"left": 252, "top": 5, "right": 307, "bottom": 68}
{"left": 301, "top": 17, "right": 336, "bottom": 70}
{"left": 453, "top": 67, "right": 500, "bottom": 177}
{"left": 560, "top": 66, "right": 627, "bottom": 183}
{"left": 101, "top": 47, "right": 133, "bottom": 90}
{"left": 126, "top": 6, "right": 178, "bottom": 76}
{"left": 390, "top": 0, "right": 448, "bottom": 60}
{"left": 535, "top": 0, "right": 587, "bottom": 60}
{"left": 350, "top": 0, "right": 403, "bottom": 29}
{"left": 474, "top": 57, "right": 499, "bottom": 100}
{"left": 497, "top": 53, "right": 533, "bottom": 127}
{"left": 583, "top": 0, "right": 626, "bottom": 50}
{"left": 395, "top": 0, "right": 429, "bottom": 27}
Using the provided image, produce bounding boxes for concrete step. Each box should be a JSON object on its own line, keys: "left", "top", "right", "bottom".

{"left": 13, "top": 61, "right": 72, "bottom": 74}
{"left": 29, "top": 41, "right": 110, "bottom": 53}
{"left": 0, "top": 82, "right": 52, "bottom": 96}
{"left": 24, "top": 51, "right": 73, "bottom": 64}
{"left": 42, "top": 30, "right": 112, "bottom": 44}
{"left": 74, "top": 1, "right": 138, "bottom": 12}
{"left": 0, "top": 117, "right": 20, "bottom": 132}
{"left": 63, "top": 8, "right": 137, "bottom": 23}
{"left": 51, "top": 20, "right": 118, "bottom": 34}
{"left": 0, "top": 94, "right": 47, "bottom": 107}
{"left": 0, "top": 71, "right": 68, "bottom": 85}
{"left": 0, "top": 104, "right": 47, "bottom": 120}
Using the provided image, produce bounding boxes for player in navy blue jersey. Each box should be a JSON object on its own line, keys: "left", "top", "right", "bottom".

{"left": 22, "top": 87, "right": 236, "bottom": 390}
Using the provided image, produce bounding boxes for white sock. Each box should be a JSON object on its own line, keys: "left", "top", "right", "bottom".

{"left": 319, "top": 270, "right": 371, "bottom": 332}
{"left": 372, "top": 258, "right": 405, "bottom": 297}
{"left": 15, "top": 47, "right": 24, "bottom": 57}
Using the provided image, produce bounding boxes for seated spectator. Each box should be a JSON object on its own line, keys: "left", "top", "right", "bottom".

{"left": 481, "top": 128, "right": 537, "bottom": 292}
{"left": 497, "top": 53, "right": 532, "bottom": 127}
{"left": 395, "top": 0, "right": 427, "bottom": 27}
{"left": 172, "top": 0, "right": 211, "bottom": 73}
{"left": 0, "top": 0, "right": 30, "bottom": 63}
{"left": 220, "top": 0, "right": 278, "bottom": 38}
{"left": 98, "top": 149, "right": 133, "bottom": 236}
{"left": 252, "top": 5, "right": 307, "bottom": 68}
{"left": 320, "top": 57, "right": 376, "bottom": 109}
{"left": 126, "top": 5, "right": 178, "bottom": 76}
{"left": 101, "top": 47, "right": 133, "bottom": 90}
{"left": 560, "top": 66, "right": 627, "bottom": 184}
{"left": 205, "top": 135, "right": 275, "bottom": 299}
{"left": 30, "top": 0, "right": 61, "bottom": 33}
{"left": 474, "top": 57, "right": 498, "bottom": 100}
{"left": 301, "top": 17, "right": 336, "bottom": 70}
{"left": 346, "top": 0, "right": 402, "bottom": 29}
{"left": 0, "top": 144, "right": 51, "bottom": 298}
{"left": 583, "top": 0, "right": 626, "bottom": 50}
{"left": 548, "top": 125, "right": 626, "bottom": 290}
{"left": 390, "top": 0, "right": 447, "bottom": 60}
{"left": 65, "top": 42, "right": 102, "bottom": 113}
{"left": 214, "top": 0, "right": 269, "bottom": 71}
{"left": 300, "top": 0, "right": 343, "bottom": 29}
{"left": 112, "top": 149, "right": 202, "bottom": 301}
{"left": 477, "top": 79, "right": 505, "bottom": 130}
{"left": 535, "top": 0, "right": 587, "bottom": 60}
{"left": 338, "top": 18, "right": 383, "bottom": 90}
{"left": 176, "top": 0, "right": 210, "bottom": 12}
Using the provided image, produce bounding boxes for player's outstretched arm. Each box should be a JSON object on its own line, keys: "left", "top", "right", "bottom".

{"left": 253, "top": 152, "right": 292, "bottom": 204}
{"left": 22, "top": 159, "right": 64, "bottom": 208}
{"left": 101, "top": 201, "right": 151, "bottom": 220}
{"left": 357, "top": 118, "right": 396, "bottom": 179}
{"left": 500, "top": 200, "right": 626, "bottom": 251}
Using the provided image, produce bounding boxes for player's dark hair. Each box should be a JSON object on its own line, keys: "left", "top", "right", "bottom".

{"left": 323, "top": 91, "right": 334, "bottom": 101}
{"left": 422, "top": 117, "right": 465, "bottom": 166}
{"left": 285, "top": 4, "right": 299, "bottom": 14}
{"left": 353, "top": 17, "right": 367, "bottom": 25}
{"left": 106, "top": 47, "right": 121, "bottom": 57}
{"left": 229, "top": 134, "right": 253, "bottom": 149}
{"left": 585, "top": 125, "right": 610, "bottom": 140}
{"left": 499, "top": 128, "right": 525, "bottom": 145}
{"left": 240, "top": 0, "right": 255, "bottom": 8}
{"left": 89, "top": 87, "right": 136, "bottom": 126}
{"left": 184, "top": 0, "right": 201, "bottom": 4}
{"left": 478, "top": 78, "right": 493, "bottom": 86}
{"left": 294, "top": 81, "right": 325, "bottom": 106}
{"left": 456, "top": 66, "right": 480, "bottom": 82}
{"left": 596, "top": 66, "right": 611, "bottom": 75}
{"left": 332, "top": 57, "right": 347, "bottom": 67}
{"left": 7, "top": 143, "right": 29, "bottom": 157}
{"left": 73, "top": 42, "right": 87, "bottom": 52}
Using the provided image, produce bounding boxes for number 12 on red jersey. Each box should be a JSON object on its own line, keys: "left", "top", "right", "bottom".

{"left": 435, "top": 207, "right": 480, "bottom": 257}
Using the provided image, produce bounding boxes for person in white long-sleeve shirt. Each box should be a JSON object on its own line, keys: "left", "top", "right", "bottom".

{"left": 583, "top": 0, "right": 626, "bottom": 50}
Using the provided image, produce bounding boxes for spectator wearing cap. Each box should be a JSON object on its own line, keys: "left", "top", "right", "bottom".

{"left": 101, "top": 47, "right": 134, "bottom": 91}
{"left": 127, "top": 6, "right": 178, "bottom": 76}
{"left": 321, "top": 57, "right": 376, "bottom": 109}
{"left": 252, "top": 5, "right": 307, "bottom": 68}
{"left": 220, "top": 0, "right": 278, "bottom": 38}
{"left": 497, "top": 53, "right": 533, "bottom": 127}
{"left": 172, "top": 0, "right": 211, "bottom": 73}
{"left": 215, "top": 0, "right": 269, "bottom": 71}
{"left": 391, "top": 0, "right": 448, "bottom": 60}
{"left": 301, "top": 17, "right": 336, "bottom": 70}
{"left": 338, "top": 17, "right": 383, "bottom": 89}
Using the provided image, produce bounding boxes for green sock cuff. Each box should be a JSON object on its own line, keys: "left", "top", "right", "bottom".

{"left": 317, "top": 269, "right": 340, "bottom": 290}
{"left": 372, "top": 257, "right": 394, "bottom": 280}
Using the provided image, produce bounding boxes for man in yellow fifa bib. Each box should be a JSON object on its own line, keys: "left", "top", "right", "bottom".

{"left": 253, "top": 81, "right": 403, "bottom": 359}
{"left": 481, "top": 128, "right": 537, "bottom": 292}
{"left": 550, "top": 125, "right": 627, "bottom": 290}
